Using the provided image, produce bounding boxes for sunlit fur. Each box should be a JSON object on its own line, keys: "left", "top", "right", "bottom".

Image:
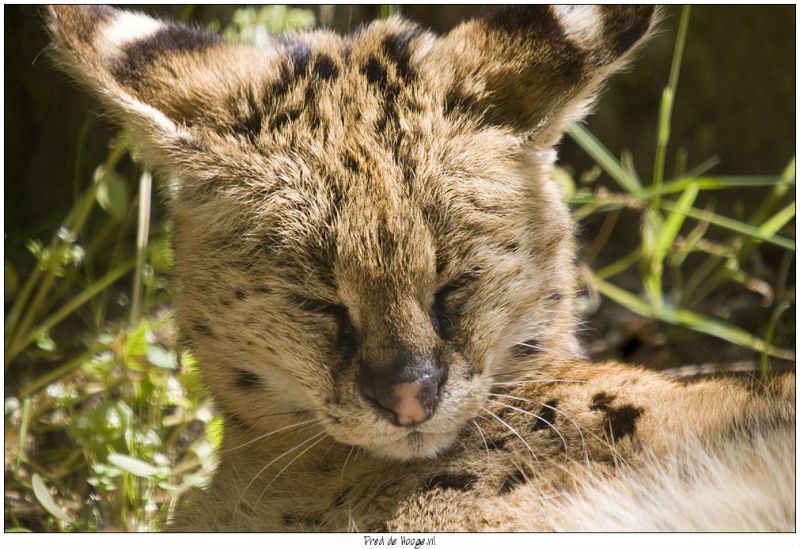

{"left": 47, "top": 5, "right": 794, "bottom": 533}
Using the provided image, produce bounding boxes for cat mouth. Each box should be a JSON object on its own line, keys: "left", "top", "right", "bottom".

{"left": 367, "top": 429, "right": 459, "bottom": 461}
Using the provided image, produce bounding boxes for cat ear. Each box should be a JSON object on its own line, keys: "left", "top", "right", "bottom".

{"left": 46, "top": 5, "right": 278, "bottom": 177}
{"left": 434, "top": 6, "right": 657, "bottom": 146}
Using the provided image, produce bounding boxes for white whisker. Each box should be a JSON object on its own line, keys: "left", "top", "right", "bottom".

{"left": 256, "top": 432, "right": 328, "bottom": 504}
{"left": 481, "top": 407, "right": 542, "bottom": 469}
{"left": 236, "top": 430, "right": 325, "bottom": 512}
{"left": 488, "top": 397, "right": 569, "bottom": 461}
{"left": 223, "top": 417, "right": 321, "bottom": 454}
{"left": 470, "top": 420, "right": 491, "bottom": 461}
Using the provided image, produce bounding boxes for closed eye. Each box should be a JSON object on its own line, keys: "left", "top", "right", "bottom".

{"left": 432, "top": 268, "right": 482, "bottom": 340}
{"left": 289, "top": 293, "right": 347, "bottom": 317}
{"left": 289, "top": 293, "right": 356, "bottom": 359}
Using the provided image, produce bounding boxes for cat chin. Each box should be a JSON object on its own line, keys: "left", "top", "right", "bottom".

{"left": 366, "top": 431, "right": 459, "bottom": 462}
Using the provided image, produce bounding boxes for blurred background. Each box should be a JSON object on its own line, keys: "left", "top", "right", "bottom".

{"left": 4, "top": 5, "right": 795, "bottom": 531}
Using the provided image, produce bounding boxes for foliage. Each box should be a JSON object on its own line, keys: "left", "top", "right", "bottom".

{"left": 4, "top": 6, "right": 316, "bottom": 532}
{"left": 560, "top": 7, "right": 795, "bottom": 372}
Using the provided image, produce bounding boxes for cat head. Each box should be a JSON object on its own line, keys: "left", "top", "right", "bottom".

{"left": 48, "top": 5, "right": 655, "bottom": 460}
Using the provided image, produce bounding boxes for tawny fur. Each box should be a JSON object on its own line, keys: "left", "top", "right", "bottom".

{"left": 45, "top": 5, "right": 794, "bottom": 532}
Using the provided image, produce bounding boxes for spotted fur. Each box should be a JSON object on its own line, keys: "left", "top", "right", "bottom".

{"left": 46, "top": 5, "right": 794, "bottom": 532}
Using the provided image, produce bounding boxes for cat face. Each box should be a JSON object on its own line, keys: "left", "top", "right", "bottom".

{"left": 47, "top": 5, "right": 654, "bottom": 459}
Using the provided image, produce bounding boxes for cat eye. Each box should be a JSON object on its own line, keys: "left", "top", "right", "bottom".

{"left": 289, "top": 293, "right": 356, "bottom": 358}
{"left": 431, "top": 269, "right": 481, "bottom": 340}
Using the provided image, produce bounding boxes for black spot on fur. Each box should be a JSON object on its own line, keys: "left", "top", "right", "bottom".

{"left": 230, "top": 89, "right": 264, "bottom": 142}
{"left": 547, "top": 291, "right": 563, "bottom": 302}
{"left": 362, "top": 56, "right": 388, "bottom": 88}
{"left": 605, "top": 405, "right": 643, "bottom": 439}
{"left": 112, "top": 24, "right": 222, "bottom": 88}
{"left": 282, "top": 512, "right": 323, "bottom": 528}
{"left": 269, "top": 61, "right": 294, "bottom": 100}
{"left": 424, "top": 472, "right": 478, "bottom": 492}
{"left": 332, "top": 488, "right": 349, "bottom": 507}
{"left": 486, "top": 437, "right": 507, "bottom": 451}
{"left": 590, "top": 392, "right": 642, "bottom": 440}
{"left": 590, "top": 392, "right": 617, "bottom": 411}
{"left": 269, "top": 108, "right": 302, "bottom": 132}
{"left": 234, "top": 368, "right": 262, "bottom": 390}
{"left": 313, "top": 54, "right": 339, "bottom": 81}
{"left": 235, "top": 289, "right": 246, "bottom": 300}
{"left": 532, "top": 399, "right": 558, "bottom": 431}
{"left": 344, "top": 153, "right": 360, "bottom": 173}
{"left": 513, "top": 339, "right": 541, "bottom": 357}
{"left": 304, "top": 84, "right": 317, "bottom": 105}
{"left": 191, "top": 320, "right": 213, "bottom": 337}
{"left": 381, "top": 28, "right": 421, "bottom": 82}
{"left": 443, "top": 88, "right": 480, "bottom": 118}
{"left": 254, "top": 285, "right": 271, "bottom": 294}
{"left": 498, "top": 470, "right": 528, "bottom": 494}
{"left": 222, "top": 410, "right": 250, "bottom": 431}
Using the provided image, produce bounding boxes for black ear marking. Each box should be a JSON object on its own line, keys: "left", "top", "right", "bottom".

{"left": 112, "top": 24, "right": 222, "bottom": 89}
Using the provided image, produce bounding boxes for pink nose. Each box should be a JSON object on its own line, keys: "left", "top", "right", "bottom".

{"left": 358, "top": 355, "right": 445, "bottom": 426}
{"left": 391, "top": 383, "right": 427, "bottom": 425}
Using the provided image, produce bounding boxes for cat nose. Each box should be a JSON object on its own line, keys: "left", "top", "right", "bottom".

{"left": 359, "top": 356, "right": 445, "bottom": 426}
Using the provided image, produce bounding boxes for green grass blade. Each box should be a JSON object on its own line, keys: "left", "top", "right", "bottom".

{"left": 567, "top": 123, "right": 643, "bottom": 197}
{"left": 589, "top": 276, "right": 795, "bottom": 361}
{"left": 651, "top": 5, "right": 691, "bottom": 200}
{"left": 760, "top": 301, "right": 792, "bottom": 378}
{"left": 661, "top": 201, "right": 795, "bottom": 250}
{"left": 8, "top": 259, "right": 135, "bottom": 361}
{"left": 130, "top": 171, "right": 153, "bottom": 326}
{"left": 642, "top": 175, "right": 794, "bottom": 198}
{"left": 756, "top": 201, "right": 795, "bottom": 239}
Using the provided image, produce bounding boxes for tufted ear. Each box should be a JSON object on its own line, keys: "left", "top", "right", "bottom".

{"left": 433, "top": 5, "right": 657, "bottom": 146}
{"left": 45, "top": 5, "right": 279, "bottom": 179}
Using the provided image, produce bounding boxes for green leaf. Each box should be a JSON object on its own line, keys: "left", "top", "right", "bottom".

{"left": 147, "top": 345, "right": 176, "bottom": 370}
{"left": 32, "top": 473, "right": 72, "bottom": 524}
{"left": 108, "top": 453, "right": 158, "bottom": 478}
{"left": 207, "top": 416, "right": 225, "bottom": 450}
{"left": 657, "top": 182, "right": 699, "bottom": 255}
{"left": 589, "top": 276, "right": 795, "bottom": 361}
{"left": 567, "top": 123, "right": 643, "bottom": 197}
{"left": 661, "top": 202, "right": 795, "bottom": 251}
{"left": 123, "top": 321, "right": 149, "bottom": 366}
{"left": 95, "top": 169, "right": 130, "bottom": 220}
{"left": 34, "top": 330, "right": 56, "bottom": 352}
